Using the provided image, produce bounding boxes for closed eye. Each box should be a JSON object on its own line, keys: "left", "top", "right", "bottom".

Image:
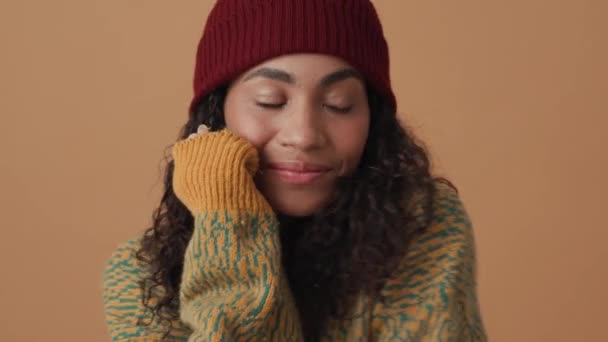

{"left": 256, "top": 102, "right": 285, "bottom": 109}
{"left": 325, "top": 105, "right": 353, "bottom": 113}
{"left": 257, "top": 102, "right": 353, "bottom": 113}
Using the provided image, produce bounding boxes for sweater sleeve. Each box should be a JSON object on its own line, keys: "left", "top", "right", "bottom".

{"left": 171, "top": 131, "right": 302, "bottom": 341}
{"left": 369, "top": 182, "right": 487, "bottom": 341}
{"left": 102, "top": 239, "right": 193, "bottom": 341}
{"left": 102, "top": 130, "right": 302, "bottom": 341}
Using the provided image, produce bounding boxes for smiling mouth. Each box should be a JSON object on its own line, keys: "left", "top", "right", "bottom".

{"left": 265, "top": 162, "right": 331, "bottom": 185}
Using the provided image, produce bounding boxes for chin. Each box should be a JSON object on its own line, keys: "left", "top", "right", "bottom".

{"left": 270, "top": 200, "right": 324, "bottom": 217}
{"left": 264, "top": 192, "right": 332, "bottom": 217}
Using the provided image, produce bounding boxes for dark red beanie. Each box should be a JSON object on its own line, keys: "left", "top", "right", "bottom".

{"left": 189, "top": 0, "right": 396, "bottom": 114}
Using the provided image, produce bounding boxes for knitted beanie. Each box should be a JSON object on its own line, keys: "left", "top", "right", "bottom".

{"left": 189, "top": 0, "right": 395, "bottom": 114}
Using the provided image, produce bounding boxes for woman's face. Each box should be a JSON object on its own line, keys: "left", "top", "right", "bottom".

{"left": 224, "top": 54, "right": 370, "bottom": 216}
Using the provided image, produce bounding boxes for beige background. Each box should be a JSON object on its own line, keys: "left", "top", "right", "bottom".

{"left": 1, "top": 0, "right": 606, "bottom": 341}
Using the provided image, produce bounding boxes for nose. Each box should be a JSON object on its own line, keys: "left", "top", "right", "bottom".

{"left": 276, "top": 101, "right": 327, "bottom": 151}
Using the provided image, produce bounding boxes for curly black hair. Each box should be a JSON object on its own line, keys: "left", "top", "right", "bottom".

{"left": 135, "top": 83, "right": 454, "bottom": 340}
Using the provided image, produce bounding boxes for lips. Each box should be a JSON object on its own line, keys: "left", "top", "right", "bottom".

{"left": 264, "top": 161, "right": 331, "bottom": 185}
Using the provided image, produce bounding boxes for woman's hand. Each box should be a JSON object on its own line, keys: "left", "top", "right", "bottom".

{"left": 187, "top": 123, "right": 210, "bottom": 139}
{"left": 171, "top": 125, "right": 269, "bottom": 213}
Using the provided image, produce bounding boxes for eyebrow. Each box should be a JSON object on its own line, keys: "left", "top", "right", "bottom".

{"left": 242, "top": 67, "right": 363, "bottom": 88}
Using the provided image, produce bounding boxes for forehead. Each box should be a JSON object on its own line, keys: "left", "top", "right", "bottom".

{"left": 255, "top": 53, "right": 352, "bottom": 70}
{"left": 233, "top": 53, "right": 362, "bottom": 86}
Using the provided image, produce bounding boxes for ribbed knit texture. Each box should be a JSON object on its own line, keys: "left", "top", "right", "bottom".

{"left": 102, "top": 130, "right": 487, "bottom": 341}
{"left": 189, "top": 0, "right": 396, "bottom": 114}
{"left": 171, "top": 130, "right": 271, "bottom": 213}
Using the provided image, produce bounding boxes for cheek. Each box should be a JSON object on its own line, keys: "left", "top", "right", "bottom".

{"left": 224, "top": 101, "right": 274, "bottom": 149}
{"left": 331, "top": 115, "right": 370, "bottom": 173}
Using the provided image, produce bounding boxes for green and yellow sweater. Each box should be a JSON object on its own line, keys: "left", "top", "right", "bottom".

{"left": 102, "top": 131, "right": 487, "bottom": 341}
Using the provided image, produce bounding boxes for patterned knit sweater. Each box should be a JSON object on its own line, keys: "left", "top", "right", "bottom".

{"left": 102, "top": 130, "right": 487, "bottom": 341}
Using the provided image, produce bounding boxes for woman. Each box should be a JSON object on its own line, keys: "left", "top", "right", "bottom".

{"left": 102, "top": 0, "right": 487, "bottom": 341}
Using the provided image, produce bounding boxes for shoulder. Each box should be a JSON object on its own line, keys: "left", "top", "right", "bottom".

{"left": 102, "top": 237, "right": 193, "bottom": 340}
{"left": 380, "top": 179, "right": 477, "bottom": 297}
{"left": 405, "top": 179, "right": 474, "bottom": 259}
{"left": 428, "top": 179, "right": 473, "bottom": 242}
{"left": 379, "top": 180, "right": 478, "bottom": 302}
{"left": 106, "top": 237, "right": 141, "bottom": 262}
{"left": 103, "top": 237, "right": 146, "bottom": 286}
{"left": 369, "top": 181, "right": 485, "bottom": 339}
{"left": 102, "top": 238, "right": 148, "bottom": 327}
{"left": 102, "top": 237, "right": 148, "bottom": 310}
